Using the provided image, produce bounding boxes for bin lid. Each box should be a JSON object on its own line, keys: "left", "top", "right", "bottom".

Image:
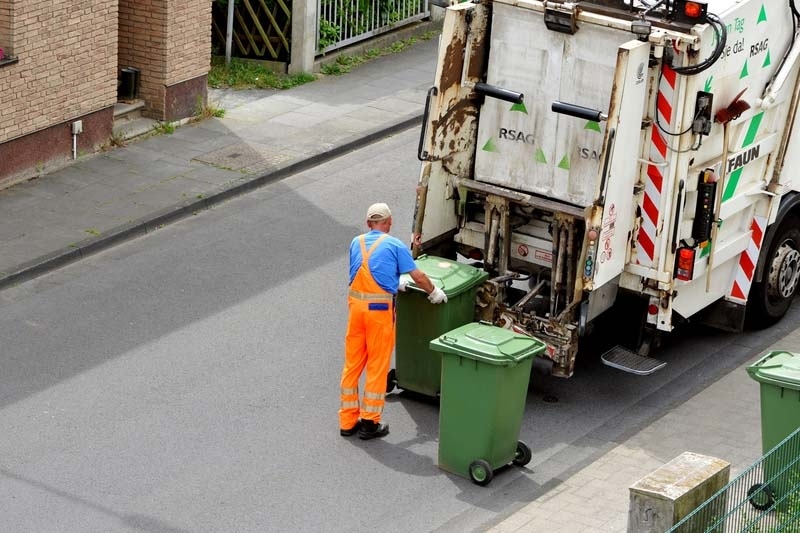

{"left": 747, "top": 351, "right": 800, "bottom": 389}
{"left": 401, "top": 255, "right": 488, "bottom": 297}
{"left": 429, "top": 322, "right": 546, "bottom": 366}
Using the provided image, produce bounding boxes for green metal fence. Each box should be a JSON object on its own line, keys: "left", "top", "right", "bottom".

{"left": 317, "top": 0, "right": 430, "bottom": 54}
{"left": 667, "top": 426, "right": 800, "bottom": 532}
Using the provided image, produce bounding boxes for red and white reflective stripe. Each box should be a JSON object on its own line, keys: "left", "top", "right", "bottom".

{"left": 730, "top": 216, "right": 767, "bottom": 301}
{"left": 638, "top": 65, "right": 676, "bottom": 267}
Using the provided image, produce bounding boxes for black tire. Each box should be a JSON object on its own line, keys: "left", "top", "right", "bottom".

{"left": 747, "top": 483, "right": 775, "bottom": 511}
{"left": 386, "top": 368, "right": 397, "bottom": 393}
{"left": 747, "top": 215, "right": 800, "bottom": 329}
{"left": 469, "top": 459, "right": 494, "bottom": 486}
{"left": 512, "top": 441, "right": 532, "bottom": 467}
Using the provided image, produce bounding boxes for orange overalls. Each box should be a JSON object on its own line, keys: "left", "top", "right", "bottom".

{"left": 339, "top": 233, "right": 395, "bottom": 429}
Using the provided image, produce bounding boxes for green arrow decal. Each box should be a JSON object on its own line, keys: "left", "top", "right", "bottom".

{"left": 758, "top": 5, "right": 767, "bottom": 22}
{"left": 482, "top": 138, "right": 499, "bottom": 152}
{"left": 740, "top": 60, "right": 749, "bottom": 79}
{"left": 535, "top": 149, "right": 548, "bottom": 164}
{"left": 584, "top": 121, "right": 602, "bottom": 132}
{"left": 557, "top": 155, "right": 570, "bottom": 170}
{"left": 763, "top": 50, "right": 771, "bottom": 68}
{"left": 704, "top": 76, "right": 713, "bottom": 92}
{"left": 725, "top": 168, "right": 744, "bottom": 202}
{"left": 723, "top": 112, "right": 763, "bottom": 202}
{"left": 510, "top": 102, "right": 528, "bottom": 114}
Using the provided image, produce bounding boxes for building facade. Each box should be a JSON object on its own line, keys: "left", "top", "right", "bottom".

{"left": 0, "top": 0, "right": 212, "bottom": 186}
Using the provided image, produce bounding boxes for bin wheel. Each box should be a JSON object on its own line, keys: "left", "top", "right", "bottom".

{"left": 747, "top": 483, "right": 775, "bottom": 511}
{"left": 386, "top": 368, "right": 397, "bottom": 393}
{"left": 469, "top": 459, "right": 494, "bottom": 486}
{"left": 513, "top": 441, "right": 532, "bottom": 467}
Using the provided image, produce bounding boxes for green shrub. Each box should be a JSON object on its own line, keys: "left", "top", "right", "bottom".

{"left": 208, "top": 58, "right": 316, "bottom": 90}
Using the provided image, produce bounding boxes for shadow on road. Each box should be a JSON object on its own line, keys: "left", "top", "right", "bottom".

{"left": 0, "top": 467, "right": 190, "bottom": 533}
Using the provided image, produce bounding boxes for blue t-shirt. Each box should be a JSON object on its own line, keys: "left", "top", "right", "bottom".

{"left": 349, "top": 230, "right": 417, "bottom": 294}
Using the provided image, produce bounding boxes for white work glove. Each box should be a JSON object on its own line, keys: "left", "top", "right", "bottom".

{"left": 428, "top": 286, "right": 447, "bottom": 304}
{"left": 398, "top": 279, "right": 409, "bottom": 292}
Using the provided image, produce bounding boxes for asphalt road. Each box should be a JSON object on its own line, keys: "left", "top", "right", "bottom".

{"left": 0, "top": 128, "right": 795, "bottom": 532}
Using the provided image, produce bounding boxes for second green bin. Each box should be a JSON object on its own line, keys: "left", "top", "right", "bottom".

{"left": 746, "top": 350, "right": 800, "bottom": 507}
{"left": 392, "top": 256, "right": 488, "bottom": 397}
{"left": 747, "top": 350, "right": 800, "bottom": 452}
{"left": 430, "top": 322, "right": 545, "bottom": 485}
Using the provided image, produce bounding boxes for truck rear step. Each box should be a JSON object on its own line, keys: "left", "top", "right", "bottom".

{"left": 601, "top": 346, "right": 666, "bottom": 376}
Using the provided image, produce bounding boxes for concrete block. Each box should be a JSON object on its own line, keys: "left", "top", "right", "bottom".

{"left": 289, "top": 0, "right": 317, "bottom": 74}
{"left": 627, "top": 452, "right": 730, "bottom": 532}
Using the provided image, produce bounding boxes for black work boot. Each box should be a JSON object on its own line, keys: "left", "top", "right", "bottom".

{"left": 340, "top": 420, "right": 361, "bottom": 437}
{"left": 358, "top": 419, "right": 389, "bottom": 440}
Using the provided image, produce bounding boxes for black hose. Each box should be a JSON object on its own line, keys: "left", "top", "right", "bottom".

{"left": 672, "top": 12, "right": 726, "bottom": 75}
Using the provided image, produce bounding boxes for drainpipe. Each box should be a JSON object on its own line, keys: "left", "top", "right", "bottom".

{"left": 71, "top": 120, "right": 83, "bottom": 160}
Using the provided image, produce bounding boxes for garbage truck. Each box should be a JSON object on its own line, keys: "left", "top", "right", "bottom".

{"left": 412, "top": 0, "right": 800, "bottom": 377}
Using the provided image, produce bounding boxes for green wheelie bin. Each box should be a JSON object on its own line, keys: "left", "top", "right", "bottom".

{"left": 746, "top": 350, "right": 800, "bottom": 510}
{"left": 430, "top": 322, "right": 546, "bottom": 486}
{"left": 390, "top": 256, "right": 488, "bottom": 397}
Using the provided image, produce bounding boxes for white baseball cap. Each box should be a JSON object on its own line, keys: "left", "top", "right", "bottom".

{"left": 366, "top": 202, "right": 392, "bottom": 221}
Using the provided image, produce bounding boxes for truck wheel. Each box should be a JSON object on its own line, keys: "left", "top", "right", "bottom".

{"left": 469, "top": 460, "right": 494, "bottom": 486}
{"left": 747, "top": 215, "right": 800, "bottom": 328}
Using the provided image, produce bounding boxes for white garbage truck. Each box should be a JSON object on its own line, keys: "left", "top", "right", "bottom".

{"left": 413, "top": 0, "right": 800, "bottom": 377}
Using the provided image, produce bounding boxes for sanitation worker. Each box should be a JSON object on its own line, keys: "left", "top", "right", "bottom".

{"left": 340, "top": 202, "right": 448, "bottom": 440}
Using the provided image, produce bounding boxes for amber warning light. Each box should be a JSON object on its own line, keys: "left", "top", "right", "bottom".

{"left": 676, "top": 247, "right": 696, "bottom": 281}
{"left": 674, "top": 0, "right": 708, "bottom": 23}
{"left": 685, "top": 2, "right": 703, "bottom": 17}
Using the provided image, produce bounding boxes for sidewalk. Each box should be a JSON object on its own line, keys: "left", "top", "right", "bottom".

{"left": 0, "top": 37, "right": 438, "bottom": 291}
{"left": 488, "top": 360, "right": 761, "bottom": 531}
{"left": 488, "top": 334, "right": 794, "bottom": 532}
{"left": 0, "top": 33, "right": 791, "bottom": 533}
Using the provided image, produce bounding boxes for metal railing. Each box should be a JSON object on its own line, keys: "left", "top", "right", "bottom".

{"left": 668, "top": 426, "right": 800, "bottom": 532}
{"left": 316, "top": 0, "right": 430, "bottom": 54}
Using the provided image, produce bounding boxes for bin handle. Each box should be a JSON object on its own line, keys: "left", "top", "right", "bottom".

{"left": 498, "top": 337, "right": 543, "bottom": 362}
{"left": 498, "top": 347, "right": 528, "bottom": 363}
{"left": 752, "top": 350, "right": 798, "bottom": 369}
{"left": 413, "top": 282, "right": 444, "bottom": 293}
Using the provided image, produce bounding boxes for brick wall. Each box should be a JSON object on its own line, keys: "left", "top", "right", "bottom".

{"left": 119, "top": 0, "right": 211, "bottom": 119}
{"left": 167, "top": 0, "right": 212, "bottom": 87}
{"left": 118, "top": 0, "right": 168, "bottom": 117}
{"left": 0, "top": 0, "right": 211, "bottom": 184}
{"left": 0, "top": 0, "right": 117, "bottom": 144}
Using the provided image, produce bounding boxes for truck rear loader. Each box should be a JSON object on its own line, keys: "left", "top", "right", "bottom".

{"left": 413, "top": 0, "right": 800, "bottom": 377}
